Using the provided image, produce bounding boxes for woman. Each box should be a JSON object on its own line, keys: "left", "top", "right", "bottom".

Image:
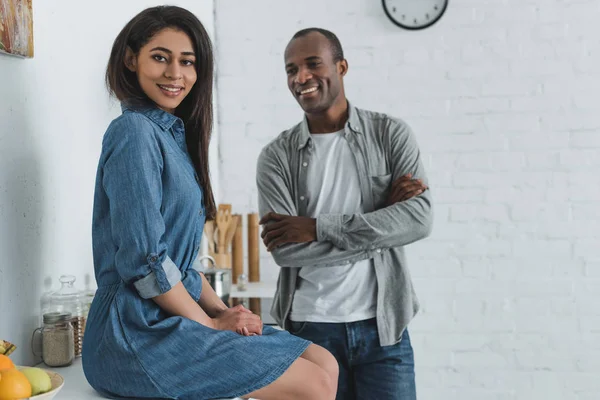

{"left": 82, "top": 6, "right": 338, "bottom": 400}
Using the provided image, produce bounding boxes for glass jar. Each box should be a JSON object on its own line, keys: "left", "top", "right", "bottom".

{"left": 237, "top": 273, "right": 248, "bottom": 291}
{"left": 83, "top": 289, "right": 96, "bottom": 319}
{"left": 39, "top": 289, "right": 54, "bottom": 327}
{"left": 40, "top": 275, "right": 85, "bottom": 357}
{"left": 32, "top": 312, "right": 75, "bottom": 367}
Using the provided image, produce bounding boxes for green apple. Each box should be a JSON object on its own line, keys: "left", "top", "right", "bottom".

{"left": 21, "top": 367, "right": 52, "bottom": 395}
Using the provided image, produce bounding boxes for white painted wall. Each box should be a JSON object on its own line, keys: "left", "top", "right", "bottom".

{"left": 0, "top": 0, "right": 218, "bottom": 365}
{"left": 214, "top": 0, "right": 600, "bottom": 398}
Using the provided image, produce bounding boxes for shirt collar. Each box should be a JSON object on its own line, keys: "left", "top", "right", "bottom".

{"left": 296, "top": 100, "right": 361, "bottom": 151}
{"left": 121, "top": 103, "right": 182, "bottom": 131}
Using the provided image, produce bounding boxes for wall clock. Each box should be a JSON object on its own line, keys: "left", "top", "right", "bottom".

{"left": 382, "top": 0, "right": 449, "bottom": 30}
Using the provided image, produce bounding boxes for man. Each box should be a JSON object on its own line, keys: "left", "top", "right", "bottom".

{"left": 256, "top": 27, "right": 433, "bottom": 400}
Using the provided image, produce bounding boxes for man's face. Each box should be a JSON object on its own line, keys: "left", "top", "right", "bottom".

{"left": 284, "top": 32, "right": 347, "bottom": 114}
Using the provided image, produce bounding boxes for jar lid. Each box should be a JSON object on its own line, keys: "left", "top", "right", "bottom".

{"left": 47, "top": 275, "right": 84, "bottom": 315}
{"left": 51, "top": 275, "right": 82, "bottom": 298}
{"left": 43, "top": 312, "right": 72, "bottom": 324}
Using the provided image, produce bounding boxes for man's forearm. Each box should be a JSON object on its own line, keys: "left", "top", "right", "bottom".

{"left": 270, "top": 240, "right": 372, "bottom": 268}
{"left": 317, "top": 191, "right": 433, "bottom": 251}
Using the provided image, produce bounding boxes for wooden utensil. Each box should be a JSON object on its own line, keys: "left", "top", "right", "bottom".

{"left": 231, "top": 215, "right": 243, "bottom": 284}
{"left": 216, "top": 204, "right": 232, "bottom": 254}
{"left": 204, "top": 220, "right": 216, "bottom": 256}
{"left": 224, "top": 215, "right": 239, "bottom": 250}
{"left": 247, "top": 213, "right": 260, "bottom": 282}
{"left": 214, "top": 214, "right": 238, "bottom": 269}
{"left": 214, "top": 252, "right": 230, "bottom": 268}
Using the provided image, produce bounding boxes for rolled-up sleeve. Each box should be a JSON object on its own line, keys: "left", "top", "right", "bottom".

{"left": 102, "top": 115, "right": 181, "bottom": 298}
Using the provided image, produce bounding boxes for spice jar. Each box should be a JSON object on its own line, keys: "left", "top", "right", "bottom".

{"left": 40, "top": 275, "right": 86, "bottom": 357}
{"left": 237, "top": 273, "right": 248, "bottom": 291}
{"left": 32, "top": 312, "right": 75, "bottom": 367}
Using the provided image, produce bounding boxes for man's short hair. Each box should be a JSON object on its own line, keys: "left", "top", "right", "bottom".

{"left": 291, "top": 28, "right": 344, "bottom": 62}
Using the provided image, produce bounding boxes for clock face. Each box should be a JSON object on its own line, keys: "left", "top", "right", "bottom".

{"left": 382, "top": 0, "right": 449, "bottom": 30}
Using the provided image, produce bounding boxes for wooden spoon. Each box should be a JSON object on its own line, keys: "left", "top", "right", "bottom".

{"left": 204, "top": 220, "right": 216, "bottom": 254}
{"left": 216, "top": 204, "right": 232, "bottom": 254}
{"left": 223, "top": 215, "right": 239, "bottom": 252}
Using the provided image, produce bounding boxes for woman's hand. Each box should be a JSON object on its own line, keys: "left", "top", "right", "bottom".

{"left": 212, "top": 305, "right": 263, "bottom": 336}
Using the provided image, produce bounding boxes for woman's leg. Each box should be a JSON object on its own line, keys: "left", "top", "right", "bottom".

{"left": 299, "top": 343, "right": 339, "bottom": 391}
{"left": 242, "top": 344, "right": 338, "bottom": 400}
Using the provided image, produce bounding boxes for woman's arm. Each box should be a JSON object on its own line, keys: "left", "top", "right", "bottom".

{"left": 153, "top": 281, "right": 215, "bottom": 327}
{"left": 197, "top": 272, "right": 228, "bottom": 318}
{"left": 154, "top": 281, "right": 262, "bottom": 335}
{"left": 196, "top": 272, "right": 262, "bottom": 335}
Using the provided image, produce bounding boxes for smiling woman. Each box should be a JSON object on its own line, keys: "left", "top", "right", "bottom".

{"left": 82, "top": 5, "right": 338, "bottom": 400}
{"left": 105, "top": 5, "right": 217, "bottom": 220}
{"left": 124, "top": 29, "right": 197, "bottom": 114}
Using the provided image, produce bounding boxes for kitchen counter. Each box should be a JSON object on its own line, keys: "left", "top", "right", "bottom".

{"left": 37, "top": 358, "right": 106, "bottom": 400}
{"left": 230, "top": 281, "right": 276, "bottom": 299}
{"left": 39, "top": 358, "right": 246, "bottom": 399}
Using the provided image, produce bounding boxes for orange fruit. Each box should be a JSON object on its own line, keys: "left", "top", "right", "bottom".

{"left": 0, "top": 356, "right": 14, "bottom": 372}
{"left": 0, "top": 368, "right": 32, "bottom": 399}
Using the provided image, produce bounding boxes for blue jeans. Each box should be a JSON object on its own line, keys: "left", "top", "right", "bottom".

{"left": 289, "top": 318, "right": 416, "bottom": 400}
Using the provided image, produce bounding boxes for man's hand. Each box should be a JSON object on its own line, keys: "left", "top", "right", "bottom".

{"left": 259, "top": 212, "right": 317, "bottom": 252}
{"left": 211, "top": 304, "right": 263, "bottom": 336}
{"left": 385, "top": 174, "right": 428, "bottom": 207}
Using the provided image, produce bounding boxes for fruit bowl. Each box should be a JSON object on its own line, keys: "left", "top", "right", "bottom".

{"left": 16, "top": 367, "right": 64, "bottom": 400}
{"left": 29, "top": 370, "right": 64, "bottom": 400}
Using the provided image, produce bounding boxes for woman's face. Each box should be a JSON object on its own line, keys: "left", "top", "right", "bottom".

{"left": 126, "top": 28, "right": 197, "bottom": 113}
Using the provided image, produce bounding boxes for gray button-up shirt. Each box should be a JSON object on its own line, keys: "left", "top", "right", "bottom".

{"left": 256, "top": 102, "right": 433, "bottom": 346}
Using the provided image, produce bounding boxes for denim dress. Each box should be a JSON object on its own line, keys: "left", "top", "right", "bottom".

{"left": 82, "top": 105, "right": 310, "bottom": 400}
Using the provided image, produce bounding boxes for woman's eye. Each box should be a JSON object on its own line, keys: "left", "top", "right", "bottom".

{"left": 182, "top": 60, "right": 195, "bottom": 66}
{"left": 152, "top": 55, "right": 167, "bottom": 62}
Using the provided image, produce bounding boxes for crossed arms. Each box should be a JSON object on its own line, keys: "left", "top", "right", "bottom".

{"left": 256, "top": 121, "right": 433, "bottom": 268}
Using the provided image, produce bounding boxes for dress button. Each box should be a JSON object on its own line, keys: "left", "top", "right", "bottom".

{"left": 302, "top": 162, "right": 308, "bottom": 167}
{"left": 300, "top": 196, "right": 305, "bottom": 201}
{"left": 199, "top": 209, "right": 203, "bottom": 216}
{"left": 150, "top": 256, "right": 158, "bottom": 262}
{"left": 376, "top": 249, "right": 382, "bottom": 253}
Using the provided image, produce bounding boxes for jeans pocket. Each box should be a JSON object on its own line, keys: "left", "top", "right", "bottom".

{"left": 288, "top": 320, "right": 308, "bottom": 335}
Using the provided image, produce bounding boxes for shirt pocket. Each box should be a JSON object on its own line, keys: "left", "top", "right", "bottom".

{"left": 371, "top": 173, "right": 392, "bottom": 210}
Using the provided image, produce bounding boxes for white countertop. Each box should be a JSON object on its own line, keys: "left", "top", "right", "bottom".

{"left": 39, "top": 358, "right": 245, "bottom": 399}
{"left": 37, "top": 358, "right": 105, "bottom": 400}
{"left": 230, "top": 281, "right": 276, "bottom": 299}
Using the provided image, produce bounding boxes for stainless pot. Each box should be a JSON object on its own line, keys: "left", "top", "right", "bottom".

{"left": 198, "top": 255, "right": 231, "bottom": 304}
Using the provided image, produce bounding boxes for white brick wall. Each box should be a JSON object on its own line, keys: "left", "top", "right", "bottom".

{"left": 214, "top": 0, "right": 600, "bottom": 398}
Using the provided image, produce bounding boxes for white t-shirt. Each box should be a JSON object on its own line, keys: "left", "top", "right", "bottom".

{"left": 289, "top": 129, "right": 377, "bottom": 323}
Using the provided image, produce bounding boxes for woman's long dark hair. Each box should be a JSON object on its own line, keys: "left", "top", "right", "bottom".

{"left": 105, "top": 6, "right": 216, "bottom": 219}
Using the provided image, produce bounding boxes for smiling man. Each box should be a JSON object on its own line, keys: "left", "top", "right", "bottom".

{"left": 256, "top": 28, "right": 433, "bottom": 400}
